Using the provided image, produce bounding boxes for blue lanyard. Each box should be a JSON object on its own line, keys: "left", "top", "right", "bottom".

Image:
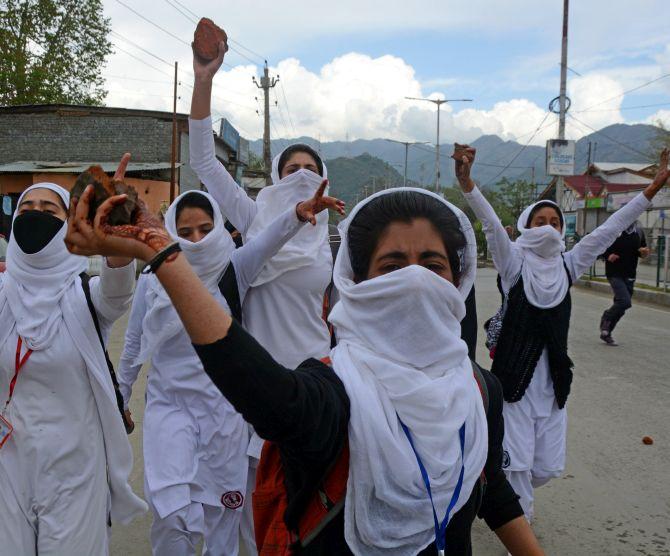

{"left": 400, "top": 420, "right": 466, "bottom": 556}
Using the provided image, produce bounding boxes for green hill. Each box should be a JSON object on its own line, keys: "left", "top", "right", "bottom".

{"left": 326, "top": 153, "right": 406, "bottom": 208}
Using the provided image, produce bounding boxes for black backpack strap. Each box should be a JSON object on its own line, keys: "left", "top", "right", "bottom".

{"left": 325, "top": 230, "right": 341, "bottom": 348}
{"left": 218, "top": 264, "right": 242, "bottom": 323}
{"left": 471, "top": 360, "right": 489, "bottom": 415}
{"left": 79, "top": 272, "right": 134, "bottom": 434}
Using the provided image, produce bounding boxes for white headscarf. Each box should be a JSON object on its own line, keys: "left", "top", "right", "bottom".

{"left": 244, "top": 146, "right": 329, "bottom": 286}
{"left": 1, "top": 183, "right": 87, "bottom": 351}
{"left": 328, "top": 188, "right": 488, "bottom": 556}
{"left": 137, "top": 190, "right": 235, "bottom": 364}
{"left": 514, "top": 200, "right": 569, "bottom": 309}
{"left": 0, "top": 182, "right": 147, "bottom": 524}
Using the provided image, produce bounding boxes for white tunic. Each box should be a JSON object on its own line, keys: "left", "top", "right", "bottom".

{"left": 0, "top": 262, "right": 143, "bottom": 553}
{"left": 189, "top": 116, "right": 333, "bottom": 368}
{"left": 117, "top": 206, "right": 304, "bottom": 519}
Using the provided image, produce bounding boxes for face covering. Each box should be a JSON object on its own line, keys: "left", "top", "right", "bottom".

{"left": 137, "top": 191, "right": 235, "bottom": 364}
{"left": 245, "top": 164, "right": 329, "bottom": 287}
{"left": 12, "top": 210, "right": 65, "bottom": 254}
{"left": 515, "top": 201, "right": 569, "bottom": 309}
{"left": 328, "top": 187, "right": 487, "bottom": 556}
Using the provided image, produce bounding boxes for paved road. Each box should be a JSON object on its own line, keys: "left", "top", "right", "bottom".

{"left": 110, "top": 267, "right": 670, "bottom": 555}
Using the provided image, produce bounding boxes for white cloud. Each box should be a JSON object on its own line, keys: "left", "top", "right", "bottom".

{"left": 645, "top": 109, "right": 670, "bottom": 127}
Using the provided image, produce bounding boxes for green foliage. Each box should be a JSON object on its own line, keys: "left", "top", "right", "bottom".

{"left": 650, "top": 120, "right": 670, "bottom": 154}
{"left": 494, "top": 178, "right": 537, "bottom": 225}
{"left": 326, "top": 153, "right": 405, "bottom": 208}
{"left": 247, "top": 151, "right": 265, "bottom": 171}
{"left": 0, "top": 0, "right": 112, "bottom": 106}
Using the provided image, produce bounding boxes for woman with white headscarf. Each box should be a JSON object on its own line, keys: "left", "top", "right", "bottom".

{"left": 188, "top": 43, "right": 342, "bottom": 551}
{"left": 117, "top": 186, "right": 340, "bottom": 556}
{"left": 454, "top": 145, "right": 670, "bottom": 523}
{"left": 0, "top": 180, "right": 147, "bottom": 555}
{"left": 66, "top": 186, "right": 548, "bottom": 555}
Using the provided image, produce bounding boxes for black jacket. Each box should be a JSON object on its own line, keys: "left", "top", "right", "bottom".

{"left": 194, "top": 321, "right": 522, "bottom": 555}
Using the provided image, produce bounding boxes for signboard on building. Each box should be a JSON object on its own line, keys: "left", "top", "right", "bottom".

{"left": 546, "top": 139, "right": 576, "bottom": 176}
{"left": 219, "top": 119, "right": 240, "bottom": 153}
{"left": 565, "top": 213, "right": 577, "bottom": 236}
{"left": 585, "top": 197, "right": 605, "bottom": 209}
{"left": 238, "top": 137, "right": 250, "bottom": 165}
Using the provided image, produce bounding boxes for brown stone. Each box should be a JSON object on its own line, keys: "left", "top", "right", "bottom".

{"left": 193, "top": 18, "right": 228, "bottom": 61}
{"left": 71, "top": 166, "right": 139, "bottom": 226}
{"left": 642, "top": 435, "right": 654, "bottom": 445}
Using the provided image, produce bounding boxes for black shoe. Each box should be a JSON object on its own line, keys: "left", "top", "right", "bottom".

{"left": 600, "top": 331, "right": 617, "bottom": 346}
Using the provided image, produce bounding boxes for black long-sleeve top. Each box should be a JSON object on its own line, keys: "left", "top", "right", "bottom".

{"left": 602, "top": 227, "right": 646, "bottom": 279}
{"left": 194, "top": 321, "right": 523, "bottom": 555}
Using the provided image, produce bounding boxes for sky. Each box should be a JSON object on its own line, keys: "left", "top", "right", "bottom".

{"left": 101, "top": 0, "right": 670, "bottom": 147}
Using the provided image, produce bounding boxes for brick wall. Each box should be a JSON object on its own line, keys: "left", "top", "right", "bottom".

{"left": 0, "top": 112, "right": 175, "bottom": 163}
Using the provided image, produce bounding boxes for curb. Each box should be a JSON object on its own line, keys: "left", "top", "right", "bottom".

{"left": 575, "top": 278, "right": 670, "bottom": 308}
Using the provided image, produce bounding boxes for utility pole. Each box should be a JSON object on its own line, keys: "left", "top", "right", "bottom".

{"left": 170, "top": 61, "right": 178, "bottom": 203}
{"left": 385, "top": 139, "right": 429, "bottom": 187}
{"left": 253, "top": 62, "right": 279, "bottom": 185}
{"left": 555, "top": 0, "right": 570, "bottom": 209}
{"left": 405, "top": 96, "right": 472, "bottom": 192}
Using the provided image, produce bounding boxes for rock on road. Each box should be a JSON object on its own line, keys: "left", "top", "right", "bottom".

{"left": 109, "top": 267, "right": 670, "bottom": 555}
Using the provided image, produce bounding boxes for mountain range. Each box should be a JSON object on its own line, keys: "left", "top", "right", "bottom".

{"left": 249, "top": 123, "right": 662, "bottom": 206}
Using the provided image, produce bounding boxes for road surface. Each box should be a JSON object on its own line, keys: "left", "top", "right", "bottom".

{"left": 110, "top": 267, "right": 670, "bottom": 555}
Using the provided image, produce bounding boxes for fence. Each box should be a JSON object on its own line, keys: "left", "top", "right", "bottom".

{"left": 587, "top": 234, "right": 670, "bottom": 291}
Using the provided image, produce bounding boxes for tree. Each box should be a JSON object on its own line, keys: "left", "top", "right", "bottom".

{"left": 0, "top": 0, "right": 112, "bottom": 106}
{"left": 495, "top": 178, "right": 537, "bottom": 226}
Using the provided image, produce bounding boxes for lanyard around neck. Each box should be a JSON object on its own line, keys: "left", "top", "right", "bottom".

{"left": 400, "top": 420, "right": 466, "bottom": 556}
{"left": 3, "top": 337, "right": 33, "bottom": 414}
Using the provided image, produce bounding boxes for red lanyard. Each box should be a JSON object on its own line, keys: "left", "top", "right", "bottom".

{"left": 3, "top": 337, "right": 33, "bottom": 411}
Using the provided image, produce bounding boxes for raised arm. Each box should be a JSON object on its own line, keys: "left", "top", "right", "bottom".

{"left": 232, "top": 179, "right": 344, "bottom": 300}
{"left": 117, "top": 275, "right": 150, "bottom": 410}
{"left": 565, "top": 148, "right": 669, "bottom": 280}
{"left": 453, "top": 144, "right": 520, "bottom": 285}
{"left": 190, "top": 42, "right": 257, "bottom": 233}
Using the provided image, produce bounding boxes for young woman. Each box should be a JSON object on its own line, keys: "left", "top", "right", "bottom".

{"left": 117, "top": 186, "right": 342, "bottom": 556}
{"left": 0, "top": 181, "right": 147, "bottom": 555}
{"left": 66, "top": 186, "right": 545, "bottom": 555}
{"left": 189, "top": 42, "right": 343, "bottom": 550}
{"left": 189, "top": 42, "right": 335, "bottom": 370}
{"left": 454, "top": 145, "right": 670, "bottom": 522}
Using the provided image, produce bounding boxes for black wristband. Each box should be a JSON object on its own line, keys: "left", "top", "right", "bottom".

{"left": 141, "top": 242, "right": 182, "bottom": 274}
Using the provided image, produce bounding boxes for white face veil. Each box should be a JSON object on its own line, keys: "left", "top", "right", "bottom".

{"left": 244, "top": 145, "right": 329, "bottom": 286}
{"left": 136, "top": 190, "right": 235, "bottom": 364}
{"left": 515, "top": 200, "right": 569, "bottom": 309}
{"left": 328, "top": 187, "right": 488, "bottom": 556}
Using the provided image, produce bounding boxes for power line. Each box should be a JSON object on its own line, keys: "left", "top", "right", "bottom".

{"left": 160, "top": 0, "right": 261, "bottom": 66}
{"left": 111, "top": 42, "right": 174, "bottom": 78}
{"left": 111, "top": 31, "right": 173, "bottom": 68}
{"left": 566, "top": 114, "right": 653, "bottom": 160}
{"left": 279, "top": 81, "right": 297, "bottom": 136}
{"left": 574, "top": 101, "right": 670, "bottom": 114}
{"left": 482, "top": 111, "right": 553, "bottom": 187}
{"left": 576, "top": 72, "right": 670, "bottom": 113}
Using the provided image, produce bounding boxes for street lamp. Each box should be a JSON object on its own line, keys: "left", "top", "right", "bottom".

{"left": 405, "top": 96, "right": 472, "bottom": 192}
{"left": 385, "top": 139, "right": 430, "bottom": 187}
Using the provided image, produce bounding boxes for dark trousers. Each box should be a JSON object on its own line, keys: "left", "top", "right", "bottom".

{"left": 600, "top": 276, "right": 635, "bottom": 333}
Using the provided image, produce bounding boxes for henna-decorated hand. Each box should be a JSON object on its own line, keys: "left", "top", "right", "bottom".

{"left": 65, "top": 185, "right": 171, "bottom": 261}
{"left": 296, "top": 179, "right": 346, "bottom": 225}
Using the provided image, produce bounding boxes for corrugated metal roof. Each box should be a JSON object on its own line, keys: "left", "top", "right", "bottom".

{"left": 0, "top": 161, "right": 181, "bottom": 173}
{"left": 592, "top": 162, "right": 654, "bottom": 173}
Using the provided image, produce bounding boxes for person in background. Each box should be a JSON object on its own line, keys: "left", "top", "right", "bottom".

{"left": 118, "top": 186, "right": 340, "bottom": 556}
{"left": 599, "top": 220, "right": 649, "bottom": 345}
{"left": 455, "top": 145, "right": 669, "bottom": 524}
